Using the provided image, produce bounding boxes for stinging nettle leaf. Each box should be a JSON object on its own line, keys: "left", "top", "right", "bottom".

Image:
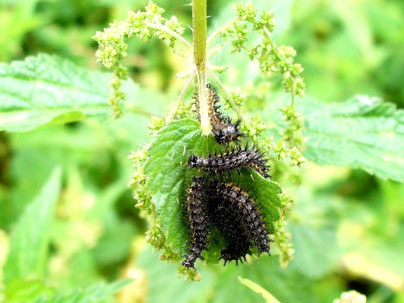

{"left": 0, "top": 54, "right": 137, "bottom": 132}
{"left": 3, "top": 167, "right": 62, "bottom": 283}
{"left": 144, "top": 119, "right": 208, "bottom": 255}
{"left": 300, "top": 95, "right": 404, "bottom": 182}
{"left": 265, "top": 95, "right": 404, "bottom": 182}
{"left": 144, "top": 119, "right": 283, "bottom": 255}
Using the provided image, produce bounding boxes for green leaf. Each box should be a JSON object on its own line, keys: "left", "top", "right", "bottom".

{"left": 265, "top": 95, "right": 404, "bottom": 182}
{"left": 33, "top": 279, "right": 132, "bottom": 303}
{"left": 144, "top": 119, "right": 209, "bottom": 255}
{"left": 3, "top": 168, "right": 62, "bottom": 283}
{"left": 0, "top": 54, "right": 137, "bottom": 132}
{"left": 301, "top": 96, "right": 404, "bottom": 182}
{"left": 144, "top": 119, "right": 283, "bottom": 255}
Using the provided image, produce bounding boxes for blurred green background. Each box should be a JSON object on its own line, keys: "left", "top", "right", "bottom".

{"left": 0, "top": 0, "right": 404, "bottom": 302}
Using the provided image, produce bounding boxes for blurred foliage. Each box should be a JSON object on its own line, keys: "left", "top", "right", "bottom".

{"left": 1, "top": 0, "right": 404, "bottom": 303}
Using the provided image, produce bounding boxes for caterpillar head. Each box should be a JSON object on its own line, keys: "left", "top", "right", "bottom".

{"left": 213, "top": 121, "right": 245, "bottom": 145}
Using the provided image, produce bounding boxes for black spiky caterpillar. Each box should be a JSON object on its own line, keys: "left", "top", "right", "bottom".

{"left": 182, "top": 177, "right": 210, "bottom": 268}
{"left": 188, "top": 145, "right": 270, "bottom": 178}
{"left": 208, "top": 189, "right": 251, "bottom": 264}
{"left": 214, "top": 182, "right": 271, "bottom": 256}
{"left": 194, "top": 83, "right": 245, "bottom": 144}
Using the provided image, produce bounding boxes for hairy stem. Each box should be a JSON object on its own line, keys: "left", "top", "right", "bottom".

{"left": 192, "top": 0, "right": 210, "bottom": 135}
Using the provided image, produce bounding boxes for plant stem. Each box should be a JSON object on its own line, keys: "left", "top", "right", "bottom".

{"left": 192, "top": 0, "right": 210, "bottom": 135}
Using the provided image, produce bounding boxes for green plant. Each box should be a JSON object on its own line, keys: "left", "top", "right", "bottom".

{"left": 1, "top": 0, "right": 404, "bottom": 302}
{"left": 91, "top": 0, "right": 404, "bottom": 280}
{"left": 93, "top": 0, "right": 308, "bottom": 279}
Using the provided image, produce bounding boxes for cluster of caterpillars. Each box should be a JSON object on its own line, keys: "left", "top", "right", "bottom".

{"left": 182, "top": 84, "right": 272, "bottom": 269}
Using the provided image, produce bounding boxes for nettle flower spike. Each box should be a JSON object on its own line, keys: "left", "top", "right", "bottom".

{"left": 93, "top": 0, "right": 190, "bottom": 118}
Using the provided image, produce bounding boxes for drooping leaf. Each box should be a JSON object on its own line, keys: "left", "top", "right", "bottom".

{"left": 3, "top": 168, "right": 62, "bottom": 283}
{"left": 0, "top": 54, "right": 137, "bottom": 132}
{"left": 265, "top": 95, "right": 404, "bottom": 182}
{"left": 144, "top": 119, "right": 283, "bottom": 255}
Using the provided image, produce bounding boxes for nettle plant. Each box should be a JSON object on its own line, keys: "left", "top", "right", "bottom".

{"left": 94, "top": 1, "right": 305, "bottom": 279}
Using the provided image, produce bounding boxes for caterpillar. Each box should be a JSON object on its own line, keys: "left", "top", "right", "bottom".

{"left": 188, "top": 145, "right": 270, "bottom": 178}
{"left": 182, "top": 177, "right": 210, "bottom": 268}
{"left": 215, "top": 182, "right": 271, "bottom": 256}
{"left": 194, "top": 84, "right": 245, "bottom": 145}
{"left": 213, "top": 200, "right": 252, "bottom": 264}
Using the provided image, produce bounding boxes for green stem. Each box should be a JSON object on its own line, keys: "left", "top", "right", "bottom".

{"left": 193, "top": 0, "right": 210, "bottom": 135}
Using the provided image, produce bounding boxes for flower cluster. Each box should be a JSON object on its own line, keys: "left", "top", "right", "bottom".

{"left": 219, "top": 2, "right": 305, "bottom": 98}
{"left": 276, "top": 105, "right": 306, "bottom": 167}
{"left": 275, "top": 194, "right": 295, "bottom": 268}
{"left": 93, "top": 1, "right": 187, "bottom": 117}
